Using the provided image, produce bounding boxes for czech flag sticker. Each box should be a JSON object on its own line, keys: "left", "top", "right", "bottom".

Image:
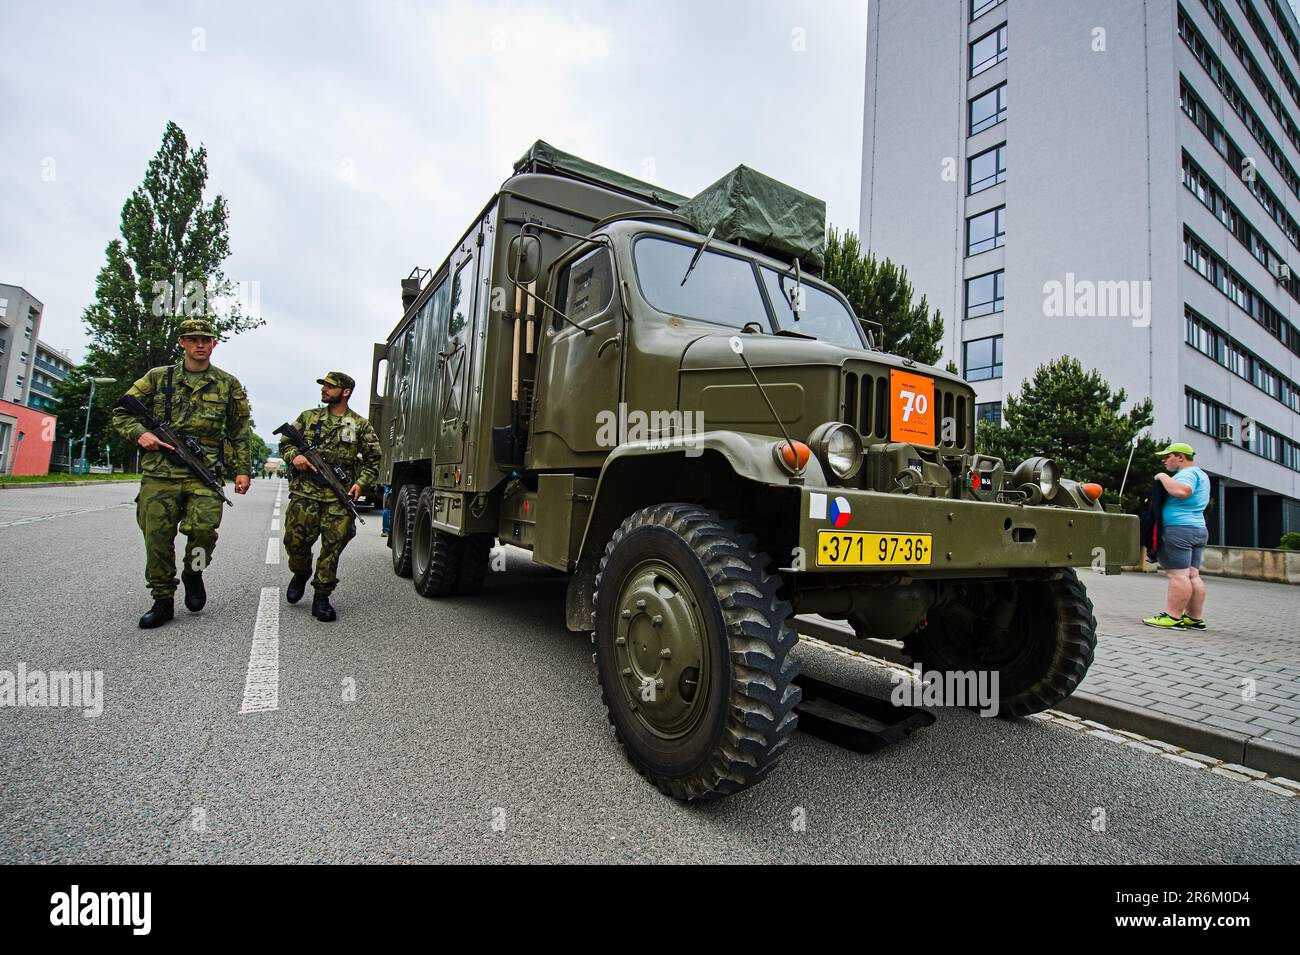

{"left": 830, "top": 496, "right": 852, "bottom": 528}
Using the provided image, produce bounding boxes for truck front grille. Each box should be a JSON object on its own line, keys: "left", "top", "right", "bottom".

{"left": 841, "top": 367, "right": 973, "bottom": 452}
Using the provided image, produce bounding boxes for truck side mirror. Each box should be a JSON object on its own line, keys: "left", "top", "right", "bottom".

{"left": 508, "top": 234, "right": 543, "bottom": 285}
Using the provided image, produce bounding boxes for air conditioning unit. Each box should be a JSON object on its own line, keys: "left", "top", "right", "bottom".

{"left": 1278, "top": 263, "right": 1293, "bottom": 282}
{"left": 1216, "top": 422, "right": 1234, "bottom": 441}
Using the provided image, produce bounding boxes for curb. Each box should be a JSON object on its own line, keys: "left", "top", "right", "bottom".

{"left": 0, "top": 480, "right": 141, "bottom": 489}
{"left": 792, "top": 617, "right": 1300, "bottom": 781}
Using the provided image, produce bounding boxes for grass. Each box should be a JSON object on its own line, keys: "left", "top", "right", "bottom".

{"left": 0, "top": 472, "right": 142, "bottom": 485}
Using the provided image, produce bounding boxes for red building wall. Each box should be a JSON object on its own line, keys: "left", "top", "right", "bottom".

{"left": 0, "top": 399, "right": 56, "bottom": 476}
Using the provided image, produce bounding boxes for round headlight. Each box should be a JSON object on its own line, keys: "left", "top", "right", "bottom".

{"left": 809, "top": 422, "right": 863, "bottom": 480}
{"left": 1013, "top": 456, "right": 1060, "bottom": 501}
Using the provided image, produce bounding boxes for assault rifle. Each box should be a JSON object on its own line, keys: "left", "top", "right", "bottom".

{"left": 273, "top": 421, "right": 364, "bottom": 524}
{"left": 114, "top": 394, "right": 234, "bottom": 506}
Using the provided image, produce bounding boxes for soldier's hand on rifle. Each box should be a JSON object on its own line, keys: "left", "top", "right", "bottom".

{"left": 138, "top": 431, "right": 175, "bottom": 452}
{"left": 292, "top": 454, "right": 317, "bottom": 473}
{"left": 234, "top": 475, "right": 251, "bottom": 495}
{"left": 349, "top": 483, "right": 362, "bottom": 502}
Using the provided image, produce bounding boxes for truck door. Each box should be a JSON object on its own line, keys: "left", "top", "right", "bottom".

{"left": 532, "top": 244, "right": 622, "bottom": 457}
{"left": 435, "top": 240, "right": 479, "bottom": 465}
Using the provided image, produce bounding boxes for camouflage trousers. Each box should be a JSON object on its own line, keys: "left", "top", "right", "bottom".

{"left": 135, "top": 477, "right": 225, "bottom": 599}
{"left": 283, "top": 495, "right": 357, "bottom": 595}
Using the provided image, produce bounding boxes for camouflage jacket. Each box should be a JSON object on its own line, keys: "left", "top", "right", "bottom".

{"left": 112, "top": 362, "right": 252, "bottom": 479}
{"left": 279, "top": 406, "right": 381, "bottom": 502}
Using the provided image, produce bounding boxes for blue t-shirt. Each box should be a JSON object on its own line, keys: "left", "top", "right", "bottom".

{"left": 1162, "top": 466, "right": 1210, "bottom": 527}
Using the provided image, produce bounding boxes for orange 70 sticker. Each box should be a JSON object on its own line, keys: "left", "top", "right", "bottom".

{"left": 890, "top": 369, "right": 935, "bottom": 446}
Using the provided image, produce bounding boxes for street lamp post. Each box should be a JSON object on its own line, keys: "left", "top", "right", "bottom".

{"left": 80, "top": 377, "right": 117, "bottom": 473}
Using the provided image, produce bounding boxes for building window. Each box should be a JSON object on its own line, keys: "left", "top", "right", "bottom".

{"left": 970, "top": 0, "right": 1005, "bottom": 22}
{"left": 965, "top": 270, "right": 1004, "bottom": 318}
{"left": 968, "top": 143, "right": 1006, "bottom": 194}
{"left": 0, "top": 297, "right": 8, "bottom": 317}
{"left": 970, "top": 24, "right": 1008, "bottom": 77}
{"left": 975, "top": 401, "right": 1002, "bottom": 426}
{"left": 964, "top": 335, "right": 1003, "bottom": 381}
{"left": 966, "top": 206, "right": 1005, "bottom": 256}
{"left": 969, "top": 83, "right": 1007, "bottom": 135}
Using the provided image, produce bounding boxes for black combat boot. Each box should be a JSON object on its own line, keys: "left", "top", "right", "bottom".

{"left": 286, "top": 571, "right": 310, "bottom": 605}
{"left": 311, "top": 592, "right": 337, "bottom": 622}
{"left": 181, "top": 573, "right": 206, "bottom": 612}
{"left": 139, "top": 597, "right": 174, "bottom": 629}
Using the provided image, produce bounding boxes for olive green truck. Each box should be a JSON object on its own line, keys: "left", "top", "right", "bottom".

{"left": 369, "top": 142, "right": 1139, "bottom": 800}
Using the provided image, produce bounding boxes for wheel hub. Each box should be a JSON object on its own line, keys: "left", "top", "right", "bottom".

{"left": 614, "top": 560, "right": 708, "bottom": 738}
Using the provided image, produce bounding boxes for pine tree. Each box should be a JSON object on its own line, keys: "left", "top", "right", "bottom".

{"left": 977, "top": 356, "right": 1167, "bottom": 513}
{"left": 822, "top": 227, "right": 944, "bottom": 365}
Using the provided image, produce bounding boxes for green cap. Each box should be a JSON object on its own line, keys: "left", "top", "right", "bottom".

{"left": 1156, "top": 442, "right": 1196, "bottom": 457}
{"left": 177, "top": 318, "right": 217, "bottom": 339}
{"left": 317, "top": 371, "right": 355, "bottom": 392}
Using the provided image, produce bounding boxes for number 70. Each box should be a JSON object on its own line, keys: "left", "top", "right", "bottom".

{"left": 898, "top": 389, "right": 929, "bottom": 421}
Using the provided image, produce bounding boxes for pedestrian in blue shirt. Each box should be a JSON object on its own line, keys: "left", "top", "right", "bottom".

{"left": 1143, "top": 443, "right": 1210, "bottom": 631}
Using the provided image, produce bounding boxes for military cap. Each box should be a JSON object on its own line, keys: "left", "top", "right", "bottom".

{"left": 317, "top": 371, "right": 356, "bottom": 391}
{"left": 177, "top": 318, "right": 218, "bottom": 339}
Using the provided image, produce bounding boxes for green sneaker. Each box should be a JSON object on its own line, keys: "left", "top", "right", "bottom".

{"left": 1179, "top": 615, "right": 1207, "bottom": 631}
{"left": 1142, "top": 611, "right": 1186, "bottom": 630}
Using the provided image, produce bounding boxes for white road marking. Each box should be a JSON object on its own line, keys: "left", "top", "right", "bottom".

{"left": 240, "top": 587, "right": 280, "bottom": 713}
{"left": 265, "top": 538, "right": 280, "bottom": 564}
{"left": 271, "top": 517, "right": 280, "bottom": 531}
{"left": 0, "top": 501, "right": 132, "bottom": 529}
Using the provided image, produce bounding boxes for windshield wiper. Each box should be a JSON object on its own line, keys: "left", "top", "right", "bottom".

{"left": 679, "top": 226, "right": 717, "bottom": 287}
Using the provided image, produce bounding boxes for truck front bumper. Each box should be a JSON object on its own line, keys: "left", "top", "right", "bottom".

{"left": 793, "top": 486, "right": 1140, "bottom": 575}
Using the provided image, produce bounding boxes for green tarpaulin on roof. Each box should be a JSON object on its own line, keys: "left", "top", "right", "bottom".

{"left": 513, "top": 140, "right": 689, "bottom": 208}
{"left": 676, "top": 164, "right": 826, "bottom": 271}
{"left": 513, "top": 142, "right": 828, "bottom": 270}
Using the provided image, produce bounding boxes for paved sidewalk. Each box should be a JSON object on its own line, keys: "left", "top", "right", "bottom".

{"left": 796, "top": 567, "right": 1300, "bottom": 771}
{"left": 1078, "top": 569, "right": 1300, "bottom": 751}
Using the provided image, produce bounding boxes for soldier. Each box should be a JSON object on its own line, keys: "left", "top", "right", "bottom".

{"left": 113, "top": 318, "right": 252, "bottom": 628}
{"left": 280, "top": 372, "right": 381, "bottom": 622}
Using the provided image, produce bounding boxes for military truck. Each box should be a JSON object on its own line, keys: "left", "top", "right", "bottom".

{"left": 369, "top": 142, "right": 1139, "bottom": 801}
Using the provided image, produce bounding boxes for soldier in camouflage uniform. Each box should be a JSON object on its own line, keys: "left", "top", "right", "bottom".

{"left": 112, "top": 318, "right": 252, "bottom": 628}
{"left": 280, "top": 371, "right": 381, "bottom": 622}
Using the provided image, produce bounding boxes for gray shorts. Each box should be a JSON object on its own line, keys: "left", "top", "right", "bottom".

{"left": 1158, "top": 524, "right": 1209, "bottom": 571}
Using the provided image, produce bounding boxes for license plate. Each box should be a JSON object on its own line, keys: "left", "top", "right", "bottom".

{"left": 817, "top": 531, "right": 933, "bottom": 567}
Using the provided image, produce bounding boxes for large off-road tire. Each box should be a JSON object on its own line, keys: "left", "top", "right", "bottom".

{"left": 592, "top": 504, "right": 801, "bottom": 801}
{"left": 454, "top": 534, "right": 494, "bottom": 595}
{"left": 412, "top": 488, "right": 463, "bottom": 598}
{"left": 902, "top": 568, "right": 1097, "bottom": 717}
{"left": 390, "top": 485, "right": 421, "bottom": 578}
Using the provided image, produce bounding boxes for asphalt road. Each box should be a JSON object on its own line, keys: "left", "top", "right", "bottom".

{"left": 1, "top": 480, "right": 1297, "bottom": 864}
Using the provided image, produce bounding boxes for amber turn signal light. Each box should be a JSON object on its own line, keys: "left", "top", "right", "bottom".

{"left": 775, "top": 440, "right": 812, "bottom": 474}
{"left": 1080, "top": 482, "right": 1103, "bottom": 502}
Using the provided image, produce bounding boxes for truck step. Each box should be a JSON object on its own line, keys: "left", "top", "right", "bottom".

{"left": 793, "top": 674, "right": 935, "bottom": 754}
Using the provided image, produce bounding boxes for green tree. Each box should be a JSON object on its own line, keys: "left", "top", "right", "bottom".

{"left": 977, "top": 356, "right": 1167, "bottom": 513}
{"left": 55, "top": 120, "right": 261, "bottom": 463}
{"left": 822, "top": 226, "right": 944, "bottom": 365}
{"left": 248, "top": 428, "right": 274, "bottom": 473}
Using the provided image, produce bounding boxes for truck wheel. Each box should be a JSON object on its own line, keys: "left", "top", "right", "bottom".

{"left": 412, "top": 488, "right": 463, "bottom": 597}
{"left": 454, "top": 534, "right": 494, "bottom": 595}
{"left": 592, "top": 504, "right": 801, "bottom": 800}
{"left": 391, "top": 485, "right": 421, "bottom": 578}
{"left": 903, "top": 569, "right": 1097, "bottom": 717}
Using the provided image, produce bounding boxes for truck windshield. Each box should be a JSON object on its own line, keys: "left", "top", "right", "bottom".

{"left": 633, "top": 235, "right": 865, "bottom": 348}
{"left": 760, "top": 267, "right": 864, "bottom": 349}
{"left": 633, "top": 236, "right": 770, "bottom": 330}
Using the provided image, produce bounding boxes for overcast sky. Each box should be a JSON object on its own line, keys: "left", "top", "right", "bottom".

{"left": 0, "top": 0, "right": 867, "bottom": 439}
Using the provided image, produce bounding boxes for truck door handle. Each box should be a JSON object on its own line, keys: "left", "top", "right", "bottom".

{"left": 597, "top": 336, "right": 620, "bottom": 358}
